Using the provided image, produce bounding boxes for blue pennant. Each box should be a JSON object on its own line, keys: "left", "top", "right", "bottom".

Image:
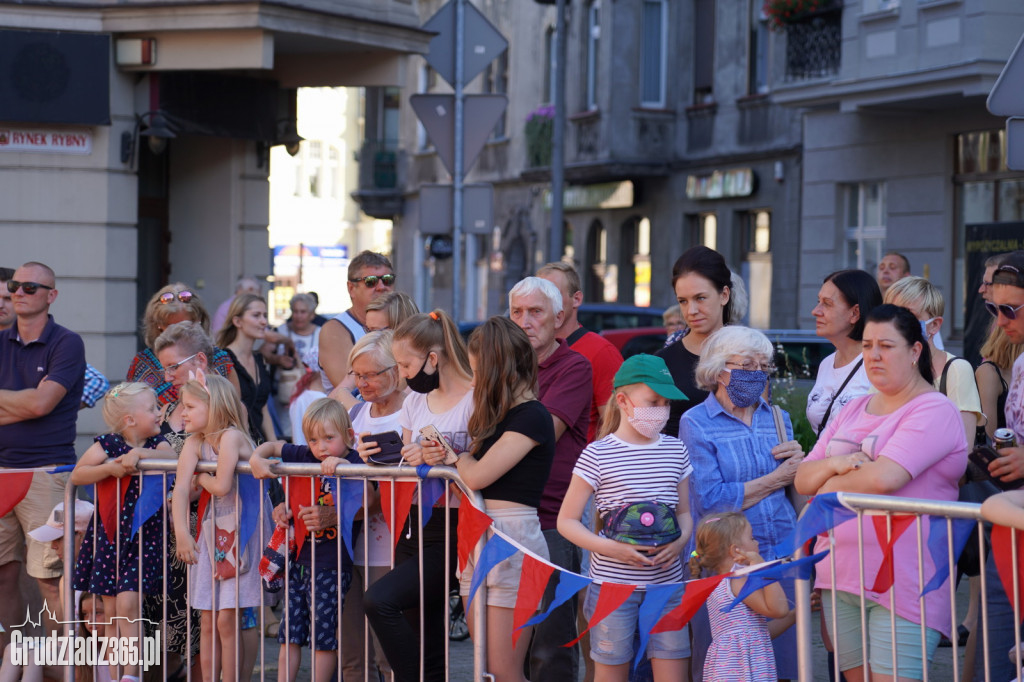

{"left": 467, "top": 535, "right": 518, "bottom": 610}
{"left": 773, "top": 493, "right": 856, "bottom": 557}
{"left": 634, "top": 584, "right": 683, "bottom": 670}
{"left": 724, "top": 550, "right": 830, "bottom": 612}
{"left": 335, "top": 477, "right": 364, "bottom": 560}
{"left": 236, "top": 473, "right": 262, "bottom": 556}
{"left": 415, "top": 465, "right": 446, "bottom": 527}
{"left": 921, "top": 516, "right": 975, "bottom": 596}
{"left": 47, "top": 464, "right": 76, "bottom": 474}
{"left": 130, "top": 474, "right": 169, "bottom": 539}
{"left": 523, "top": 570, "right": 592, "bottom": 628}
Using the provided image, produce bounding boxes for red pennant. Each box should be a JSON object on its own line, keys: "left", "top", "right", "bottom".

{"left": 0, "top": 473, "right": 33, "bottom": 519}
{"left": 868, "top": 515, "right": 915, "bottom": 593}
{"left": 651, "top": 574, "right": 727, "bottom": 634}
{"left": 992, "top": 524, "right": 1024, "bottom": 615}
{"left": 194, "top": 490, "right": 210, "bottom": 541}
{"left": 512, "top": 555, "right": 555, "bottom": 647}
{"left": 380, "top": 481, "right": 417, "bottom": 549}
{"left": 564, "top": 582, "right": 637, "bottom": 648}
{"left": 288, "top": 476, "right": 316, "bottom": 556}
{"left": 456, "top": 498, "right": 494, "bottom": 572}
{"left": 96, "top": 477, "right": 131, "bottom": 543}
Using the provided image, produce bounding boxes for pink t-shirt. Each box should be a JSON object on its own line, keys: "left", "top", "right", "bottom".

{"left": 806, "top": 391, "right": 967, "bottom": 637}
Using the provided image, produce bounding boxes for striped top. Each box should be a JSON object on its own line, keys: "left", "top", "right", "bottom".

{"left": 572, "top": 433, "right": 692, "bottom": 584}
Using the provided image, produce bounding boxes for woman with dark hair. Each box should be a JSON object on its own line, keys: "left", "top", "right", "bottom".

{"left": 656, "top": 246, "right": 746, "bottom": 438}
{"left": 806, "top": 270, "right": 883, "bottom": 434}
{"left": 795, "top": 304, "right": 967, "bottom": 681}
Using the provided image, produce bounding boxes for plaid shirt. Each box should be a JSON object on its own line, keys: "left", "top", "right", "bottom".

{"left": 81, "top": 363, "right": 109, "bottom": 408}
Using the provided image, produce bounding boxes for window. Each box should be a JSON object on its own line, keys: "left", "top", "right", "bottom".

{"left": 701, "top": 213, "right": 717, "bottom": 250}
{"left": 742, "top": 210, "right": 772, "bottom": 328}
{"left": 634, "top": 217, "right": 652, "bottom": 306}
{"left": 417, "top": 65, "right": 429, "bottom": 151}
{"left": 484, "top": 50, "right": 509, "bottom": 139}
{"left": 640, "top": 0, "right": 667, "bottom": 107}
{"left": 745, "top": 210, "right": 771, "bottom": 253}
{"left": 843, "top": 183, "right": 886, "bottom": 271}
{"left": 543, "top": 27, "right": 556, "bottom": 105}
{"left": 694, "top": 0, "right": 715, "bottom": 103}
{"left": 309, "top": 141, "right": 322, "bottom": 161}
{"left": 586, "top": 1, "right": 600, "bottom": 110}
{"left": 748, "top": 1, "right": 769, "bottom": 95}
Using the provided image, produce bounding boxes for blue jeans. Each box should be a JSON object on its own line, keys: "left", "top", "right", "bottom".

{"left": 528, "top": 529, "right": 582, "bottom": 682}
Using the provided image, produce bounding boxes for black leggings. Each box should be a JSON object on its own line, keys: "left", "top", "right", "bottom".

{"left": 364, "top": 507, "right": 457, "bottom": 682}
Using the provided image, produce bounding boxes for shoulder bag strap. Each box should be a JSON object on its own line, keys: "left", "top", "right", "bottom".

{"left": 817, "top": 358, "right": 864, "bottom": 436}
{"left": 770, "top": 404, "right": 787, "bottom": 444}
{"left": 938, "top": 356, "right": 957, "bottom": 396}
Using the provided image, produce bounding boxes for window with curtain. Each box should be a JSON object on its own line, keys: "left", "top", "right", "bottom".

{"left": 641, "top": 0, "right": 667, "bottom": 107}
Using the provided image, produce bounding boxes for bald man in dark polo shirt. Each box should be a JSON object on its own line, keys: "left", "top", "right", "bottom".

{"left": 509, "top": 276, "right": 592, "bottom": 682}
{"left": 0, "top": 262, "right": 84, "bottom": 637}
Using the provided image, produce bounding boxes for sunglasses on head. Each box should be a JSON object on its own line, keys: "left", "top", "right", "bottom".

{"left": 349, "top": 274, "right": 396, "bottom": 288}
{"left": 6, "top": 280, "right": 53, "bottom": 295}
{"left": 985, "top": 300, "right": 1024, "bottom": 320}
{"left": 158, "top": 290, "right": 194, "bottom": 305}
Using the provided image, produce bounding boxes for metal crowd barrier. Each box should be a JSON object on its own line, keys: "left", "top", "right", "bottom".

{"left": 57, "top": 459, "right": 489, "bottom": 682}
{"left": 793, "top": 491, "right": 1008, "bottom": 682}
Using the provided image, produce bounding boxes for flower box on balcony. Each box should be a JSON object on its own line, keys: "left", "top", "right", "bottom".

{"left": 764, "top": 0, "right": 839, "bottom": 30}
{"left": 525, "top": 104, "right": 554, "bottom": 168}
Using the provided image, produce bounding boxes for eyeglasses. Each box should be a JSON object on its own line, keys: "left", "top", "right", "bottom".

{"left": 6, "top": 280, "right": 53, "bottom": 295}
{"left": 349, "top": 274, "right": 396, "bottom": 288}
{"left": 158, "top": 290, "right": 194, "bottom": 305}
{"left": 164, "top": 353, "right": 198, "bottom": 373}
{"left": 725, "top": 361, "right": 776, "bottom": 373}
{"left": 348, "top": 366, "right": 396, "bottom": 383}
{"left": 981, "top": 280, "right": 994, "bottom": 289}
{"left": 985, "top": 300, "right": 1024, "bottom": 321}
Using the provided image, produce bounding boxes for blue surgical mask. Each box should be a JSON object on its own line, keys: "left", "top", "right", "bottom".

{"left": 724, "top": 369, "right": 769, "bottom": 408}
{"left": 920, "top": 317, "right": 937, "bottom": 341}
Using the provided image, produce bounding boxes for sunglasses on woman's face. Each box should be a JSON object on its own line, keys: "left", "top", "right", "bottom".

{"left": 6, "top": 280, "right": 53, "bottom": 295}
{"left": 158, "top": 290, "right": 194, "bottom": 305}
{"left": 985, "top": 300, "right": 1024, "bottom": 321}
{"left": 349, "top": 274, "right": 396, "bottom": 288}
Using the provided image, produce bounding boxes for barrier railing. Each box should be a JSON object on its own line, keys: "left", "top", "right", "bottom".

{"left": 58, "top": 459, "right": 489, "bottom": 682}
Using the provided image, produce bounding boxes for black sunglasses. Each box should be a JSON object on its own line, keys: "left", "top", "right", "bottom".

{"left": 985, "top": 300, "right": 1024, "bottom": 321}
{"left": 158, "top": 290, "right": 194, "bottom": 305}
{"left": 349, "top": 274, "right": 396, "bottom": 288}
{"left": 6, "top": 280, "right": 53, "bottom": 295}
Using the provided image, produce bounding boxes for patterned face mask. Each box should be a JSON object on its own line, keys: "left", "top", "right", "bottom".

{"left": 627, "top": 404, "right": 670, "bottom": 439}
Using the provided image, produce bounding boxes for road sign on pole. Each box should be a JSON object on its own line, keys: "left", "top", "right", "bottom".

{"left": 410, "top": 94, "right": 507, "bottom": 176}
{"left": 989, "top": 32, "right": 1024, "bottom": 117}
{"left": 419, "top": 183, "right": 494, "bottom": 236}
{"left": 423, "top": 0, "right": 509, "bottom": 89}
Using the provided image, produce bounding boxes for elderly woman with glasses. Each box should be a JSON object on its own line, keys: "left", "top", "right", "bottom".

{"left": 126, "top": 283, "right": 239, "bottom": 404}
{"left": 680, "top": 325, "right": 803, "bottom": 680}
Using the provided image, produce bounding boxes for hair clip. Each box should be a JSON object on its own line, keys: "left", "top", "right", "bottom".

{"left": 704, "top": 516, "right": 722, "bottom": 523}
{"left": 429, "top": 311, "right": 439, "bottom": 321}
{"left": 690, "top": 550, "right": 699, "bottom": 559}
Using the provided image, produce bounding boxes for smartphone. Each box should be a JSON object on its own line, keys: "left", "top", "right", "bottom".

{"left": 363, "top": 431, "right": 405, "bottom": 465}
{"left": 969, "top": 444, "right": 1024, "bottom": 491}
{"left": 419, "top": 424, "right": 458, "bottom": 463}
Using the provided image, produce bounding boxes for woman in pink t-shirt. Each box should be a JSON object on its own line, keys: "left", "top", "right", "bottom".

{"left": 795, "top": 304, "right": 968, "bottom": 682}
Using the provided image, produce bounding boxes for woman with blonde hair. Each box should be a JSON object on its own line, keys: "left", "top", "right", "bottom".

{"left": 217, "top": 293, "right": 273, "bottom": 444}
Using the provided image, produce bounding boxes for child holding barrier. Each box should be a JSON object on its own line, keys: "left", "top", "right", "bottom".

{"left": 70, "top": 382, "right": 174, "bottom": 682}
{"left": 251, "top": 397, "right": 360, "bottom": 682}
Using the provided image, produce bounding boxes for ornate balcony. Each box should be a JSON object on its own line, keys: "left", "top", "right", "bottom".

{"left": 784, "top": 7, "right": 841, "bottom": 81}
{"left": 351, "top": 139, "right": 405, "bottom": 220}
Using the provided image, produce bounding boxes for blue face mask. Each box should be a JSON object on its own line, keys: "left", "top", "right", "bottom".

{"left": 725, "top": 369, "right": 769, "bottom": 408}
{"left": 920, "top": 317, "right": 937, "bottom": 341}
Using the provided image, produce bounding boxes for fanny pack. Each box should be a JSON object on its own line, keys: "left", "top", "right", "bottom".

{"left": 602, "top": 501, "right": 680, "bottom": 547}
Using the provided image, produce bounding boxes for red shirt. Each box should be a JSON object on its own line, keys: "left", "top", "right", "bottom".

{"left": 568, "top": 329, "right": 623, "bottom": 442}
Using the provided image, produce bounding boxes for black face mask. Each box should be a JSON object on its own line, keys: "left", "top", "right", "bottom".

{"left": 406, "top": 354, "right": 440, "bottom": 394}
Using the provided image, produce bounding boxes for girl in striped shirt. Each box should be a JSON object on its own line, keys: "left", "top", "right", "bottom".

{"left": 558, "top": 354, "right": 694, "bottom": 682}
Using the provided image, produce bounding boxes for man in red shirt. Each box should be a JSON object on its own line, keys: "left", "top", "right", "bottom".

{"left": 538, "top": 262, "right": 623, "bottom": 442}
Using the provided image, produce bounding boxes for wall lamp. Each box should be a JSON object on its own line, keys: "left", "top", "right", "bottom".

{"left": 276, "top": 118, "right": 303, "bottom": 157}
{"left": 120, "top": 110, "right": 176, "bottom": 165}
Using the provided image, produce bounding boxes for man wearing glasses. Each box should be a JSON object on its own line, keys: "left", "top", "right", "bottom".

{"left": 318, "top": 250, "right": 395, "bottom": 393}
{"left": 0, "top": 261, "right": 85, "bottom": 639}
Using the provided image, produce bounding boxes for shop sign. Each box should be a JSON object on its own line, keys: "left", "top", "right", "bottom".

{"left": 0, "top": 128, "right": 92, "bottom": 155}
{"left": 543, "top": 181, "right": 634, "bottom": 212}
{"left": 685, "top": 168, "right": 755, "bottom": 200}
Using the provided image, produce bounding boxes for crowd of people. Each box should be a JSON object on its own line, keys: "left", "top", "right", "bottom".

{"left": 6, "top": 244, "right": 1024, "bottom": 682}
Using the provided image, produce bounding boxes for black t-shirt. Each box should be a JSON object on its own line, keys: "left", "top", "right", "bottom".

{"left": 225, "top": 348, "right": 272, "bottom": 444}
{"left": 474, "top": 400, "right": 556, "bottom": 507}
{"left": 655, "top": 339, "right": 709, "bottom": 438}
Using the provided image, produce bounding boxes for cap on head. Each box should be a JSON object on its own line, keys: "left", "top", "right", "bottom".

{"left": 993, "top": 251, "right": 1024, "bottom": 289}
{"left": 28, "top": 500, "right": 95, "bottom": 543}
{"left": 613, "top": 354, "right": 687, "bottom": 400}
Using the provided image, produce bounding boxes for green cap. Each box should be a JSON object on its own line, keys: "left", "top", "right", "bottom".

{"left": 613, "top": 354, "right": 687, "bottom": 400}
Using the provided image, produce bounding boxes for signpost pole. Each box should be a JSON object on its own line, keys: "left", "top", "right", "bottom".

{"left": 548, "top": 0, "right": 567, "bottom": 262}
{"left": 452, "top": 0, "right": 465, "bottom": 325}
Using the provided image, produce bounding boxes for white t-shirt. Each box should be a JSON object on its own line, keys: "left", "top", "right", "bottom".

{"left": 351, "top": 402, "right": 402, "bottom": 567}
{"left": 805, "top": 352, "right": 873, "bottom": 435}
{"left": 398, "top": 390, "right": 474, "bottom": 454}
{"left": 276, "top": 322, "right": 320, "bottom": 363}
{"left": 289, "top": 389, "right": 327, "bottom": 446}
{"left": 933, "top": 351, "right": 982, "bottom": 419}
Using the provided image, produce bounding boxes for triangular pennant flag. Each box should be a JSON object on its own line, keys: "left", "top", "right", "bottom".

{"left": 634, "top": 584, "right": 682, "bottom": 669}
{"left": 0, "top": 473, "right": 33, "bottom": 519}
{"left": 992, "top": 524, "right": 1024, "bottom": 615}
{"left": 457, "top": 498, "right": 494, "bottom": 572}
{"left": 416, "top": 476, "right": 446, "bottom": 528}
{"left": 921, "top": 516, "right": 975, "bottom": 596}
{"left": 724, "top": 551, "right": 830, "bottom": 612}
{"left": 380, "top": 481, "right": 417, "bottom": 549}
{"left": 467, "top": 535, "right": 518, "bottom": 610}
{"left": 523, "top": 570, "right": 592, "bottom": 628}
{"left": 651, "top": 574, "right": 728, "bottom": 634}
{"left": 512, "top": 555, "right": 555, "bottom": 647}
{"left": 96, "top": 477, "right": 131, "bottom": 543}
{"left": 194, "top": 490, "right": 210, "bottom": 541}
{"left": 236, "top": 473, "right": 261, "bottom": 556}
{"left": 869, "top": 515, "right": 915, "bottom": 593}
{"left": 773, "top": 493, "right": 856, "bottom": 557}
{"left": 131, "top": 474, "right": 168, "bottom": 539}
{"left": 337, "top": 478, "right": 364, "bottom": 560}
{"left": 47, "top": 465, "right": 75, "bottom": 474}
{"left": 288, "top": 476, "right": 316, "bottom": 556}
{"left": 564, "top": 582, "right": 636, "bottom": 648}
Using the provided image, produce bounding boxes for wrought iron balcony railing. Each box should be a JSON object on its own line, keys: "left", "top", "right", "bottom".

{"left": 784, "top": 7, "right": 841, "bottom": 81}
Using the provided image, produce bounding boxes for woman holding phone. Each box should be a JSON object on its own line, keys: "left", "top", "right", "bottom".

{"left": 363, "top": 310, "right": 474, "bottom": 682}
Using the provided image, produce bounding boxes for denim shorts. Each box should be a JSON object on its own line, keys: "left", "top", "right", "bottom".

{"left": 582, "top": 583, "right": 690, "bottom": 665}
{"left": 459, "top": 506, "right": 548, "bottom": 608}
{"left": 822, "top": 589, "right": 940, "bottom": 680}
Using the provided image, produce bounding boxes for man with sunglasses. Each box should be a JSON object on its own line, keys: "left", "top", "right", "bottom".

{"left": 0, "top": 268, "right": 14, "bottom": 331}
{"left": 0, "top": 261, "right": 85, "bottom": 640}
{"left": 318, "top": 250, "right": 395, "bottom": 392}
